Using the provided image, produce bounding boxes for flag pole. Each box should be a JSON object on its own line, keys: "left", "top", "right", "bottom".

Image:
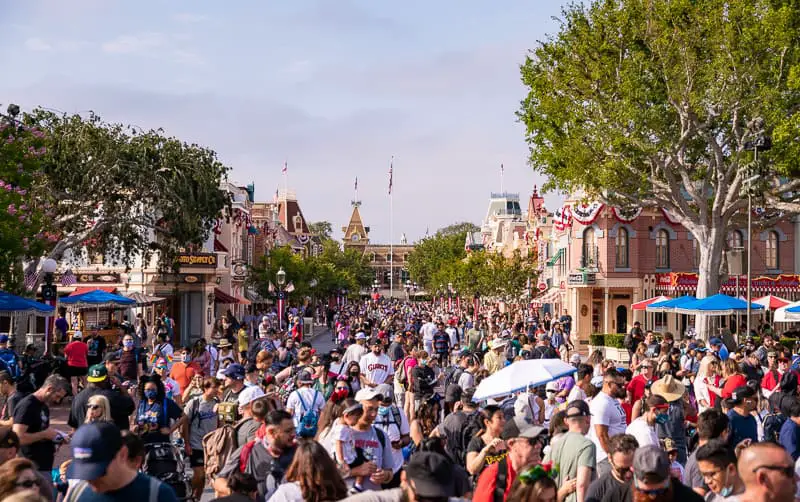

{"left": 389, "top": 156, "right": 394, "bottom": 298}
{"left": 500, "top": 163, "right": 505, "bottom": 193}
{"left": 283, "top": 160, "right": 288, "bottom": 228}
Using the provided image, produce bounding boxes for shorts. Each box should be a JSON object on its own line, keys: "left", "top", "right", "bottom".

{"left": 189, "top": 449, "right": 205, "bottom": 468}
{"left": 67, "top": 366, "right": 88, "bottom": 378}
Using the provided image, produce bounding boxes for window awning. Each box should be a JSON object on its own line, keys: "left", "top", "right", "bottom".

{"left": 546, "top": 248, "right": 565, "bottom": 266}
{"left": 214, "top": 239, "right": 228, "bottom": 253}
{"left": 214, "top": 288, "right": 239, "bottom": 304}
{"left": 69, "top": 286, "right": 117, "bottom": 296}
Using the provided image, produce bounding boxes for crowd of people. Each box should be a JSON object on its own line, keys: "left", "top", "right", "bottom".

{"left": 0, "top": 300, "right": 797, "bottom": 502}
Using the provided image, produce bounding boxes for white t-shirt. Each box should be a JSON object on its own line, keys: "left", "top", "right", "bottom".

{"left": 626, "top": 416, "right": 659, "bottom": 448}
{"left": 268, "top": 481, "right": 303, "bottom": 502}
{"left": 421, "top": 322, "right": 436, "bottom": 352}
{"left": 373, "top": 405, "right": 411, "bottom": 473}
{"left": 587, "top": 392, "right": 627, "bottom": 462}
{"left": 285, "top": 386, "right": 326, "bottom": 427}
{"left": 359, "top": 352, "right": 394, "bottom": 386}
{"left": 567, "top": 385, "right": 587, "bottom": 403}
{"left": 331, "top": 418, "right": 357, "bottom": 465}
{"left": 343, "top": 343, "right": 367, "bottom": 366}
{"left": 458, "top": 370, "right": 475, "bottom": 390}
{"left": 446, "top": 327, "right": 458, "bottom": 347}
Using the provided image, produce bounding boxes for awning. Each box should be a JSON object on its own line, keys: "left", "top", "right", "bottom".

{"left": 631, "top": 295, "right": 671, "bottom": 311}
{"left": 546, "top": 249, "right": 564, "bottom": 266}
{"left": 69, "top": 286, "right": 117, "bottom": 296}
{"left": 214, "top": 288, "right": 239, "bottom": 304}
{"left": 214, "top": 239, "right": 228, "bottom": 253}
{"left": 236, "top": 295, "right": 251, "bottom": 305}
{"left": 538, "top": 288, "right": 562, "bottom": 304}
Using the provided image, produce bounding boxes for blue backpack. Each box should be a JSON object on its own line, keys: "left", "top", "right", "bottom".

{"left": 0, "top": 349, "right": 21, "bottom": 381}
{"left": 296, "top": 389, "right": 320, "bottom": 438}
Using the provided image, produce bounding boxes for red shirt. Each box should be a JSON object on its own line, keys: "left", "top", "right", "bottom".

{"left": 762, "top": 369, "right": 782, "bottom": 392}
{"left": 473, "top": 459, "right": 517, "bottom": 502}
{"left": 64, "top": 340, "right": 89, "bottom": 368}
{"left": 627, "top": 374, "right": 651, "bottom": 403}
{"left": 722, "top": 373, "right": 747, "bottom": 399}
{"left": 170, "top": 362, "right": 197, "bottom": 391}
{"left": 705, "top": 374, "right": 722, "bottom": 407}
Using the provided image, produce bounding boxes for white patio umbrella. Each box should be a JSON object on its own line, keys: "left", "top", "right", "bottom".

{"left": 774, "top": 301, "right": 800, "bottom": 322}
{"left": 473, "top": 359, "right": 576, "bottom": 401}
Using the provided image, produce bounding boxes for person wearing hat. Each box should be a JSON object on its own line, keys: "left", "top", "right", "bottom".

{"left": 215, "top": 338, "right": 238, "bottom": 379}
{"left": 473, "top": 416, "right": 551, "bottom": 502}
{"left": 708, "top": 337, "right": 729, "bottom": 361}
{"left": 650, "top": 374, "right": 691, "bottom": 465}
{"left": 217, "top": 363, "right": 247, "bottom": 423}
{"left": 662, "top": 438, "right": 685, "bottom": 482}
{"left": 483, "top": 339, "right": 507, "bottom": 375}
{"left": 726, "top": 385, "right": 758, "bottom": 449}
{"left": 341, "top": 388, "right": 394, "bottom": 491}
{"left": 545, "top": 400, "right": 595, "bottom": 502}
{"left": 285, "top": 370, "right": 324, "bottom": 431}
{"left": 372, "top": 383, "right": 410, "bottom": 489}
{"left": 625, "top": 394, "right": 669, "bottom": 448}
{"left": 343, "top": 333, "right": 368, "bottom": 366}
{"left": 360, "top": 338, "right": 395, "bottom": 389}
{"left": 65, "top": 422, "right": 179, "bottom": 501}
{"left": 532, "top": 333, "right": 559, "bottom": 360}
{"left": 602, "top": 445, "right": 703, "bottom": 502}
{"left": 68, "top": 364, "right": 135, "bottom": 432}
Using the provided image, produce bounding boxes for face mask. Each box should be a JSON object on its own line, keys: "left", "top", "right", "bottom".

{"left": 144, "top": 389, "right": 158, "bottom": 400}
{"left": 655, "top": 413, "right": 669, "bottom": 425}
{"left": 420, "top": 360, "right": 428, "bottom": 366}
{"left": 123, "top": 341, "right": 134, "bottom": 349}
{"left": 378, "top": 406, "right": 390, "bottom": 416}
{"left": 182, "top": 355, "right": 191, "bottom": 363}
{"left": 719, "top": 469, "right": 734, "bottom": 497}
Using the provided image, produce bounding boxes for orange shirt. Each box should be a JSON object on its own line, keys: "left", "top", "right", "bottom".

{"left": 170, "top": 362, "right": 197, "bottom": 391}
{"left": 473, "top": 459, "right": 517, "bottom": 502}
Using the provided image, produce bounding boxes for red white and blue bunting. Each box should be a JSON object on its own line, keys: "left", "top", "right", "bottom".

{"left": 661, "top": 208, "right": 681, "bottom": 225}
{"left": 554, "top": 205, "right": 572, "bottom": 231}
{"left": 612, "top": 206, "right": 643, "bottom": 223}
{"left": 571, "top": 201, "right": 605, "bottom": 225}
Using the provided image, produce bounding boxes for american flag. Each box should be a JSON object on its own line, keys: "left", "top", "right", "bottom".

{"left": 285, "top": 282, "right": 296, "bottom": 293}
{"left": 23, "top": 270, "right": 39, "bottom": 291}
{"left": 282, "top": 161, "right": 287, "bottom": 174}
{"left": 501, "top": 163, "right": 504, "bottom": 174}
{"left": 61, "top": 269, "right": 77, "bottom": 287}
{"left": 268, "top": 282, "right": 276, "bottom": 293}
{"left": 354, "top": 177, "right": 358, "bottom": 191}
{"left": 273, "top": 187, "right": 279, "bottom": 203}
{"left": 388, "top": 156, "right": 394, "bottom": 195}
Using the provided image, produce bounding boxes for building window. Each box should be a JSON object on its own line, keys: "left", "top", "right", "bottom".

{"left": 766, "top": 231, "right": 779, "bottom": 269}
{"left": 293, "top": 215, "right": 303, "bottom": 232}
{"left": 692, "top": 239, "right": 700, "bottom": 268}
{"left": 727, "top": 230, "right": 743, "bottom": 250}
{"left": 615, "top": 228, "right": 629, "bottom": 268}
{"left": 582, "top": 227, "right": 597, "bottom": 268}
{"left": 655, "top": 229, "right": 669, "bottom": 268}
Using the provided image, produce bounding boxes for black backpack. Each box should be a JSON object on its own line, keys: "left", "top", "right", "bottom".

{"left": 444, "top": 366, "right": 465, "bottom": 388}
{"left": 763, "top": 394, "right": 788, "bottom": 443}
{"left": 451, "top": 410, "right": 482, "bottom": 467}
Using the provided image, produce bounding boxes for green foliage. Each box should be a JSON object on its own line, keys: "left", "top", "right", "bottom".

{"left": 406, "top": 222, "right": 478, "bottom": 289}
{"left": 590, "top": 334, "right": 627, "bottom": 349}
{"left": 248, "top": 241, "right": 373, "bottom": 301}
{"left": 308, "top": 221, "right": 333, "bottom": 241}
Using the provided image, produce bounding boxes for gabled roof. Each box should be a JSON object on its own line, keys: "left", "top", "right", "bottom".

{"left": 342, "top": 205, "right": 369, "bottom": 244}
{"left": 277, "top": 199, "right": 310, "bottom": 235}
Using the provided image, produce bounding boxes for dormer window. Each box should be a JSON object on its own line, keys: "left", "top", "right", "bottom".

{"left": 293, "top": 215, "right": 303, "bottom": 232}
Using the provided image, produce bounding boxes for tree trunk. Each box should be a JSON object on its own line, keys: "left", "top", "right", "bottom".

{"left": 694, "top": 227, "right": 726, "bottom": 340}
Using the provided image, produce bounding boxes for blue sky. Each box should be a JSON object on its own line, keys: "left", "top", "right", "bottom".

{"left": 0, "top": 0, "right": 565, "bottom": 243}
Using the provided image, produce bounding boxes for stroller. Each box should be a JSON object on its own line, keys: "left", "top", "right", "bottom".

{"left": 142, "top": 441, "right": 193, "bottom": 501}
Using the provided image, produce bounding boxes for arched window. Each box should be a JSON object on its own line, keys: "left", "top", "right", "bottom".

{"left": 615, "top": 227, "right": 629, "bottom": 268}
{"left": 766, "top": 231, "right": 779, "bottom": 269}
{"left": 727, "top": 230, "right": 743, "bottom": 250}
{"left": 655, "top": 229, "right": 669, "bottom": 268}
{"left": 583, "top": 227, "right": 597, "bottom": 268}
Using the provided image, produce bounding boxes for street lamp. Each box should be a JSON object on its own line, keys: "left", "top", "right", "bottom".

{"left": 275, "top": 267, "right": 288, "bottom": 330}
{"left": 276, "top": 267, "right": 286, "bottom": 286}
{"left": 40, "top": 258, "right": 58, "bottom": 355}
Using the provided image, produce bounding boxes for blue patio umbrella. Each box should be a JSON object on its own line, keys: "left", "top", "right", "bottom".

{"left": 786, "top": 304, "right": 800, "bottom": 313}
{"left": 59, "top": 289, "right": 136, "bottom": 308}
{"left": 646, "top": 295, "right": 697, "bottom": 312}
{"left": 674, "top": 294, "right": 765, "bottom": 316}
{"left": 0, "top": 290, "right": 55, "bottom": 315}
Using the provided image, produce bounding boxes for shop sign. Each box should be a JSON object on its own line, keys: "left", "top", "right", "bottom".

{"left": 657, "top": 272, "right": 800, "bottom": 290}
{"left": 232, "top": 261, "right": 247, "bottom": 281}
{"left": 57, "top": 273, "right": 121, "bottom": 283}
{"left": 184, "top": 275, "right": 200, "bottom": 283}
{"left": 568, "top": 272, "right": 596, "bottom": 286}
{"left": 176, "top": 253, "right": 217, "bottom": 268}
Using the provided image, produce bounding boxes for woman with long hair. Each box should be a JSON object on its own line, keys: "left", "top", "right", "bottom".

{"left": 410, "top": 396, "right": 441, "bottom": 446}
{"left": 132, "top": 374, "right": 184, "bottom": 444}
{"left": 587, "top": 349, "right": 605, "bottom": 376}
{"left": 342, "top": 361, "right": 362, "bottom": 394}
{"left": 191, "top": 339, "right": 211, "bottom": 377}
{"left": 268, "top": 439, "right": 348, "bottom": 502}
{"left": 0, "top": 458, "right": 41, "bottom": 501}
{"left": 721, "top": 358, "right": 747, "bottom": 399}
{"left": 84, "top": 394, "right": 112, "bottom": 423}
{"left": 465, "top": 404, "right": 507, "bottom": 477}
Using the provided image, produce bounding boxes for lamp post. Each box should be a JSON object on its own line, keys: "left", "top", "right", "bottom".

{"left": 447, "top": 282, "right": 455, "bottom": 312}
{"left": 372, "top": 280, "right": 380, "bottom": 294}
{"left": 276, "top": 267, "right": 287, "bottom": 330}
{"left": 40, "top": 258, "right": 57, "bottom": 355}
{"left": 404, "top": 280, "right": 418, "bottom": 301}
{"left": 743, "top": 123, "right": 772, "bottom": 338}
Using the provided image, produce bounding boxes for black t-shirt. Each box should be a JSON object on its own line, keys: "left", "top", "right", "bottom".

{"left": 601, "top": 478, "right": 704, "bottom": 502}
{"left": 411, "top": 366, "right": 435, "bottom": 396}
{"left": 586, "top": 474, "right": 624, "bottom": 502}
{"left": 466, "top": 436, "right": 507, "bottom": 467}
{"left": 68, "top": 386, "right": 135, "bottom": 430}
{"left": 69, "top": 473, "right": 178, "bottom": 502}
{"left": 85, "top": 336, "right": 107, "bottom": 367}
{"left": 13, "top": 394, "right": 55, "bottom": 470}
{"left": 135, "top": 399, "right": 183, "bottom": 444}
{"left": 439, "top": 410, "right": 470, "bottom": 461}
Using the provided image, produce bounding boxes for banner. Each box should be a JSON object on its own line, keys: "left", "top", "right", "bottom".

{"left": 554, "top": 204, "right": 573, "bottom": 231}
{"left": 612, "top": 206, "right": 643, "bottom": 223}
{"left": 656, "top": 272, "right": 800, "bottom": 292}
{"left": 661, "top": 208, "right": 681, "bottom": 225}
{"left": 571, "top": 201, "right": 605, "bottom": 225}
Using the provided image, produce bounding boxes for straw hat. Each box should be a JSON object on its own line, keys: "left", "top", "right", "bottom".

{"left": 651, "top": 375, "right": 685, "bottom": 402}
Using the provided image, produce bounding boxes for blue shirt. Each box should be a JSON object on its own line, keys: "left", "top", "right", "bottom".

{"left": 727, "top": 409, "right": 758, "bottom": 447}
{"left": 780, "top": 418, "right": 800, "bottom": 460}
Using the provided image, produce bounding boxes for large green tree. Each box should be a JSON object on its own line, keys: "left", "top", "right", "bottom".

{"left": 406, "top": 222, "right": 478, "bottom": 289}
{"left": 308, "top": 221, "right": 334, "bottom": 241}
{"left": 518, "top": 0, "right": 800, "bottom": 298}
{"left": 14, "top": 107, "right": 231, "bottom": 288}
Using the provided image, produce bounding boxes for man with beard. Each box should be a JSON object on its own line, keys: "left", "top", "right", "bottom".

{"left": 587, "top": 434, "right": 637, "bottom": 502}
{"left": 588, "top": 369, "right": 628, "bottom": 477}
{"left": 13, "top": 375, "right": 71, "bottom": 493}
{"left": 360, "top": 338, "right": 394, "bottom": 388}
{"left": 695, "top": 439, "right": 744, "bottom": 502}
{"left": 737, "top": 442, "right": 796, "bottom": 502}
{"left": 602, "top": 445, "right": 702, "bottom": 502}
{"left": 213, "top": 410, "right": 297, "bottom": 502}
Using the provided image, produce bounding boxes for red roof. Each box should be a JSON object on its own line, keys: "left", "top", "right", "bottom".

{"left": 69, "top": 286, "right": 117, "bottom": 296}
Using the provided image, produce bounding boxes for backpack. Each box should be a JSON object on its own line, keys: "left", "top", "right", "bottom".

{"left": 0, "top": 350, "right": 21, "bottom": 381}
{"left": 396, "top": 357, "right": 412, "bottom": 388}
{"left": 374, "top": 405, "right": 404, "bottom": 432}
{"left": 201, "top": 417, "right": 251, "bottom": 482}
{"left": 444, "top": 366, "right": 465, "bottom": 388}
{"left": 296, "top": 389, "right": 321, "bottom": 438}
{"left": 452, "top": 410, "right": 482, "bottom": 467}
{"left": 763, "top": 394, "right": 787, "bottom": 443}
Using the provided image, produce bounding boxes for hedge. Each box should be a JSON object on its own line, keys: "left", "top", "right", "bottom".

{"left": 589, "top": 333, "right": 627, "bottom": 349}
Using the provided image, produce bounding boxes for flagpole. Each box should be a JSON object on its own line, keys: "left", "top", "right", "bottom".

{"left": 283, "top": 161, "right": 288, "bottom": 228}
{"left": 389, "top": 156, "right": 394, "bottom": 298}
{"left": 500, "top": 163, "right": 505, "bottom": 193}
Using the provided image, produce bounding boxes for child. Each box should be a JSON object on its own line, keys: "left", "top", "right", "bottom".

{"left": 331, "top": 398, "right": 366, "bottom": 493}
{"left": 663, "top": 438, "right": 684, "bottom": 482}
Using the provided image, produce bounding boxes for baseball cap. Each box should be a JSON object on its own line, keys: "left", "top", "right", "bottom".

{"left": 86, "top": 364, "right": 108, "bottom": 383}
{"left": 0, "top": 427, "right": 19, "bottom": 449}
{"left": 154, "top": 358, "right": 168, "bottom": 369}
{"left": 445, "top": 384, "right": 462, "bottom": 403}
{"left": 0, "top": 335, "right": 10, "bottom": 344}
{"left": 237, "top": 386, "right": 266, "bottom": 408}
{"left": 103, "top": 352, "right": 120, "bottom": 363}
{"left": 72, "top": 331, "right": 83, "bottom": 339}
{"left": 633, "top": 445, "right": 670, "bottom": 481}
{"left": 709, "top": 337, "right": 723, "bottom": 347}
{"left": 570, "top": 353, "right": 581, "bottom": 364}
{"left": 501, "top": 416, "right": 547, "bottom": 441}
{"left": 545, "top": 381, "right": 559, "bottom": 393}
{"left": 564, "top": 400, "right": 592, "bottom": 419}
{"left": 68, "top": 422, "right": 123, "bottom": 481}
{"left": 375, "top": 384, "right": 393, "bottom": 403}
{"left": 354, "top": 387, "right": 382, "bottom": 402}
{"left": 355, "top": 332, "right": 367, "bottom": 340}
{"left": 222, "top": 363, "right": 245, "bottom": 380}
{"left": 405, "top": 452, "right": 455, "bottom": 498}
{"left": 369, "top": 337, "right": 382, "bottom": 346}
{"left": 296, "top": 370, "right": 314, "bottom": 385}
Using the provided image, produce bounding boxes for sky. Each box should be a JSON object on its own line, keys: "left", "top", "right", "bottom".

{"left": 0, "top": 0, "right": 566, "bottom": 243}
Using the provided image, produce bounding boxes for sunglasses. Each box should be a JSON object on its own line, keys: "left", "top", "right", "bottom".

{"left": 87, "top": 404, "right": 101, "bottom": 410}
{"left": 635, "top": 480, "right": 670, "bottom": 496}
{"left": 16, "top": 480, "right": 37, "bottom": 489}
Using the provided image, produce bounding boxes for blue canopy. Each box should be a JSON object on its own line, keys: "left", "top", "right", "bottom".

{"left": 646, "top": 295, "right": 697, "bottom": 312}
{"left": 785, "top": 304, "right": 800, "bottom": 313}
{"left": 675, "top": 294, "right": 765, "bottom": 316}
{"left": 59, "top": 289, "right": 136, "bottom": 308}
{"left": 0, "top": 291, "right": 55, "bottom": 315}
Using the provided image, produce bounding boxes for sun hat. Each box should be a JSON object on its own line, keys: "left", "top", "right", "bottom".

{"left": 650, "top": 375, "right": 685, "bottom": 402}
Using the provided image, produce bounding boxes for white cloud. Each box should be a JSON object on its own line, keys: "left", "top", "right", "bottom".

{"left": 101, "top": 33, "right": 167, "bottom": 54}
{"left": 171, "top": 50, "right": 205, "bottom": 67}
{"left": 172, "top": 13, "right": 207, "bottom": 24}
{"left": 25, "top": 37, "right": 52, "bottom": 52}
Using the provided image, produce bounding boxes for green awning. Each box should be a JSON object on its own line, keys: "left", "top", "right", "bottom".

{"left": 546, "top": 248, "right": 565, "bottom": 266}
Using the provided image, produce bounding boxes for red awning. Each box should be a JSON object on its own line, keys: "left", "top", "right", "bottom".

{"left": 214, "top": 239, "right": 228, "bottom": 253}
{"left": 214, "top": 288, "right": 240, "bottom": 304}
{"left": 236, "top": 295, "right": 251, "bottom": 305}
{"left": 69, "top": 286, "right": 117, "bottom": 296}
{"left": 631, "top": 295, "right": 671, "bottom": 311}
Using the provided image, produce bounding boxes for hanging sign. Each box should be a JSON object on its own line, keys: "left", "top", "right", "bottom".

{"left": 571, "top": 202, "right": 605, "bottom": 225}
